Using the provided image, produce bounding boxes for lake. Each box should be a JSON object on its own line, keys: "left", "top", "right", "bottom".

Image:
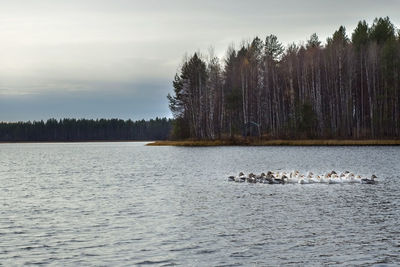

{"left": 0, "top": 143, "right": 399, "bottom": 266}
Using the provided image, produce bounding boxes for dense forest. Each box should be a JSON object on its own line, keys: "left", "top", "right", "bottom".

{"left": 168, "top": 17, "right": 400, "bottom": 140}
{"left": 0, "top": 118, "right": 172, "bottom": 141}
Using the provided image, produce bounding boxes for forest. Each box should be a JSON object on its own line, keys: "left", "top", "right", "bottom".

{"left": 0, "top": 118, "right": 172, "bottom": 142}
{"left": 168, "top": 17, "right": 400, "bottom": 140}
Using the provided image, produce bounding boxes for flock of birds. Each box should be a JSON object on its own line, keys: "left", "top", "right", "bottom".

{"left": 228, "top": 170, "right": 378, "bottom": 184}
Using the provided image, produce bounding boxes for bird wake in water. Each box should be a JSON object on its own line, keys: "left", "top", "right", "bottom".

{"left": 228, "top": 171, "right": 378, "bottom": 184}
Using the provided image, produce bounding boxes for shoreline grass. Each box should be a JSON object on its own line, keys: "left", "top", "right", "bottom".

{"left": 147, "top": 139, "right": 400, "bottom": 146}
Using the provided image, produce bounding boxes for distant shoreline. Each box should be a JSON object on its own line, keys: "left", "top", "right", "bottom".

{"left": 147, "top": 139, "right": 400, "bottom": 146}
{"left": 0, "top": 140, "right": 153, "bottom": 144}
{"left": 1, "top": 139, "right": 399, "bottom": 146}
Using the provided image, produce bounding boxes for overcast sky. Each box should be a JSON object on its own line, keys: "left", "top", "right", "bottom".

{"left": 0, "top": 0, "right": 399, "bottom": 121}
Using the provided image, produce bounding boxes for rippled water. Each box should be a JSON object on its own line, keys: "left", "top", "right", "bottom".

{"left": 0, "top": 143, "right": 399, "bottom": 266}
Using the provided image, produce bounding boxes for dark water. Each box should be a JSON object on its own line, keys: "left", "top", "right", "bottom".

{"left": 0, "top": 143, "right": 399, "bottom": 266}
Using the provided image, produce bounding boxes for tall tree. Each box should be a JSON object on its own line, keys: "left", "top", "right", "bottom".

{"left": 168, "top": 17, "right": 400, "bottom": 140}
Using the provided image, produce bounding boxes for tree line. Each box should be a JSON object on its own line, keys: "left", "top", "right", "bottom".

{"left": 168, "top": 17, "right": 400, "bottom": 139}
{"left": 0, "top": 118, "right": 172, "bottom": 141}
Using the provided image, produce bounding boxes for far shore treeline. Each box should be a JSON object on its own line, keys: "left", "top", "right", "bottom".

{"left": 168, "top": 17, "right": 400, "bottom": 140}
{"left": 0, "top": 118, "right": 172, "bottom": 142}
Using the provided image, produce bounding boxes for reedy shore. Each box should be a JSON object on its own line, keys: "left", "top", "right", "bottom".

{"left": 147, "top": 139, "right": 400, "bottom": 146}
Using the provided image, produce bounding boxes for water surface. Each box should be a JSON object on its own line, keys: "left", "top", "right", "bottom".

{"left": 0, "top": 143, "right": 399, "bottom": 265}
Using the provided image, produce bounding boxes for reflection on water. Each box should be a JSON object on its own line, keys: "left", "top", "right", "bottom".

{"left": 0, "top": 143, "right": 399, "bottom": 265}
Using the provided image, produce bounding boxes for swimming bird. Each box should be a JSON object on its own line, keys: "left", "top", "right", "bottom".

{"left": 331, "top": 173, "right": 342, "bottom": 184}
{"left": 257, "top": 173, "right": 267, "bottom": 183}
{"left": 273, "top": 177, "right": 284, "bottom": 184}
{"left": 281, "top": 175, "right": 289, "bottom": 184}
{"left": 306, "top": 172, "right": 317, "bottom": 183}
{"left": 318, "top": 173, "right": 330, "bottom": 184}
{"left": 344, "top": 172, "right": 358, "bottom": 183}
{"left": 235, "top": 172, "right": 246, "bottom": 182}
{"left": 247, "top": 173, "right": 257, "bottom": 183}
{"left": 297, "top": 174, "right": 308, "bottom": 184}
{"left": 361, "top": 174, "right": 377, "bottom": 184}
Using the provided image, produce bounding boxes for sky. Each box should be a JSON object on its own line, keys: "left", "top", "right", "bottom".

{"left": 0, "top": 0, "right": 399, "bottom": 122}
